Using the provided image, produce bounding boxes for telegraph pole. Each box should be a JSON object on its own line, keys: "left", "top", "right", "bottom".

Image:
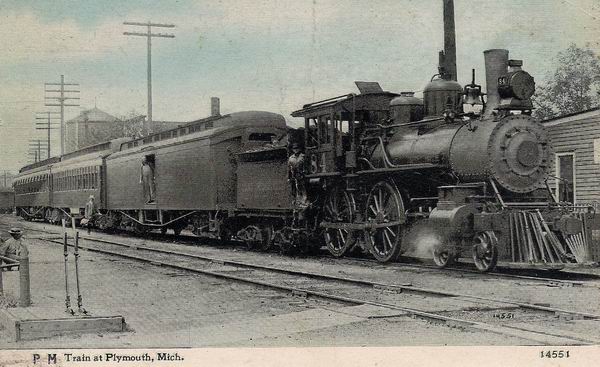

{"left": 35, "top": 111, "right": 60, "bottom": 158}
{"left": 28, "top": 139, "right": 49, "bottom": 161}
{"left": 45, "top": 76, "right": 80, "bottom": 155}
{"left": 123, "top": 21, "right": 175, "bottom": 133}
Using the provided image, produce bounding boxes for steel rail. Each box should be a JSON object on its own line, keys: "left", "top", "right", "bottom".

{"left": 341, "top": 254, "right": 600, "bottom": 289}
{"left": 46, "top": 235, "right": 600, "bottom": 320}
{"left": 40, "top": 236, "right": 599, "bottom": 345}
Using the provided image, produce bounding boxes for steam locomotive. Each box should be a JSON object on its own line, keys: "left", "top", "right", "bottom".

{"left": 13, "top": 0, "right": 599, "bottom": 271}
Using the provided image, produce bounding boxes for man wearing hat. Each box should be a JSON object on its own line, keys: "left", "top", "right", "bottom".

{"left": 288, "top": 142, "right": 307, "bottom": 207}
{"left": 0, "top": 228, "right": 24, "bottom": 260}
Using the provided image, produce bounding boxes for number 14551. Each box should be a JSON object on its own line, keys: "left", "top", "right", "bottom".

{"left": 540, "top": 350, "right": 570, "bottom": 358}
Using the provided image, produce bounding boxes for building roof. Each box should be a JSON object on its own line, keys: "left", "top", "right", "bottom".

{"left": 66, "top": 107, "right": 118, "bottom": 125}
{"left": 542, "top": 107, "right": 600, "bottom": 127}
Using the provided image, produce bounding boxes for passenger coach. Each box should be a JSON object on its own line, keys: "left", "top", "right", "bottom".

{"left": 13, "top": 111, "right": 291, "bottom": 242}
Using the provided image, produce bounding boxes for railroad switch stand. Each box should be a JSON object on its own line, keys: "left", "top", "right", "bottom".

{"left": 63, "top": 231, "right": 88, "bottom": 315}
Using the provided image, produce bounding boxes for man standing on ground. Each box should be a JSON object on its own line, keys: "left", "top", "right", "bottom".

{"left": 0, "top": 228, "right": 23, "bottom": 260}
{"left": 83, "top": 195, "right": 97, "bottom": 234}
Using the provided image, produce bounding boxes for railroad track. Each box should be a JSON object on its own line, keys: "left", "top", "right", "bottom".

{"left": 36, "top": 232, "right": 600, "bottom": 345}
{"left": 338, "top": 254, "right": 600, "bottom": 289}
{"left": 3, "top": 216, "right": 600, "bottom": 289}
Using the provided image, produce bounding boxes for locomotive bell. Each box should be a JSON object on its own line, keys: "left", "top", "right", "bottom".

{"left": 463, "top": 69, "right": 483, "bottom": 106}
{"left": 464, "top": 86, "right": 483, "bottom": 106}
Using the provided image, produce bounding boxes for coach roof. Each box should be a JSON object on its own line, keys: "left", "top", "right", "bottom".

{"left": 117, "top": 111, "right": 286, "bottom": 152}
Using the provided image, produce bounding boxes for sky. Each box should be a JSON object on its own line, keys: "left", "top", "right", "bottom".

{"left": 1, "top": 0, "right": 600, "bottom": 172}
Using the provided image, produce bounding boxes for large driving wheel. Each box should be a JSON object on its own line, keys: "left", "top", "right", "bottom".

{"left": 365, "top": 181, "right": 404, "bottom": 262}
{"left": 322, "top": 188, "right": 356, "bottom": 257}
{"left": 472, "top": 231, "right": 499, "bottom": 272}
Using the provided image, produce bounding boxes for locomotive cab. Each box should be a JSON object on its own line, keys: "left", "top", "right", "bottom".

{"left": 291, "top": 81, "right": 399, "bottom": 177}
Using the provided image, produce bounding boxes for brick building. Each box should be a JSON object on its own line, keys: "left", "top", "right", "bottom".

{"left": 65, "top": 107, "right": 185, "bottom": 153}
{"left": 65, "top": 107, "right": 121, "bottom": 153}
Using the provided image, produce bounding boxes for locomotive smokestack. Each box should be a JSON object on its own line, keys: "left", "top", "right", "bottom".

{"left": 483, "top": 49, "right": 509, "bottom": 116}
{"left": 443, "top": 0, "right": 457, "bottom": 81}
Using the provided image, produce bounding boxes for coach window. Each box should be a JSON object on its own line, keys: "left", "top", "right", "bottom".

{"left": 306, "top": 118, "right": 319, "bottom": 148}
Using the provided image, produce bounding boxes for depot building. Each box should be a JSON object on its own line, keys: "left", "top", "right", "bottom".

{"left": 543, "top": 107, "right": 600, "bottom": 205}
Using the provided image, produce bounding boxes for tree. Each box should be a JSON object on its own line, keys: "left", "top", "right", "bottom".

{"left": 117, "top": 110, "right": 149, "bottom": 139}
{"left": 532, "top": 44, "right": 600, "bottom": 120}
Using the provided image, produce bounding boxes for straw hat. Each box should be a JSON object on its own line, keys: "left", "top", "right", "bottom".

{"left": 8, "top": 228, "right": 22, "bottom": 235}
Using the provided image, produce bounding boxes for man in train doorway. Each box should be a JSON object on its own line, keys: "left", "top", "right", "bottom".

{"left": 288, "top": 143, "right": 307, "bottom": 207}
{"left": 140, "top": 157, "right": 156, "bottom": 204}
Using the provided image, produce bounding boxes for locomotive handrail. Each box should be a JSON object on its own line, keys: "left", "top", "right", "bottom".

{"left": 320, "top": 220, "right": 403, "bottom": 230}
{"left": 370, "top": 117, "right": 446, "bottom": 130}
{"left": 544, "top": 178, "right": 558, "bottom": 204}
{"left": 489, "top": 179, "right": 506, "bottom": 209}
{"left": 355, "top": 164, "right": 443, "bottom": 175}
{"left": 409, "top": 197, "right": 438, "bottom": 203}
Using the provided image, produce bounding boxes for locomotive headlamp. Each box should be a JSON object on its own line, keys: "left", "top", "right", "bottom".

{"left": 497, "top": 60, "right": 536, "bottom": 101}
